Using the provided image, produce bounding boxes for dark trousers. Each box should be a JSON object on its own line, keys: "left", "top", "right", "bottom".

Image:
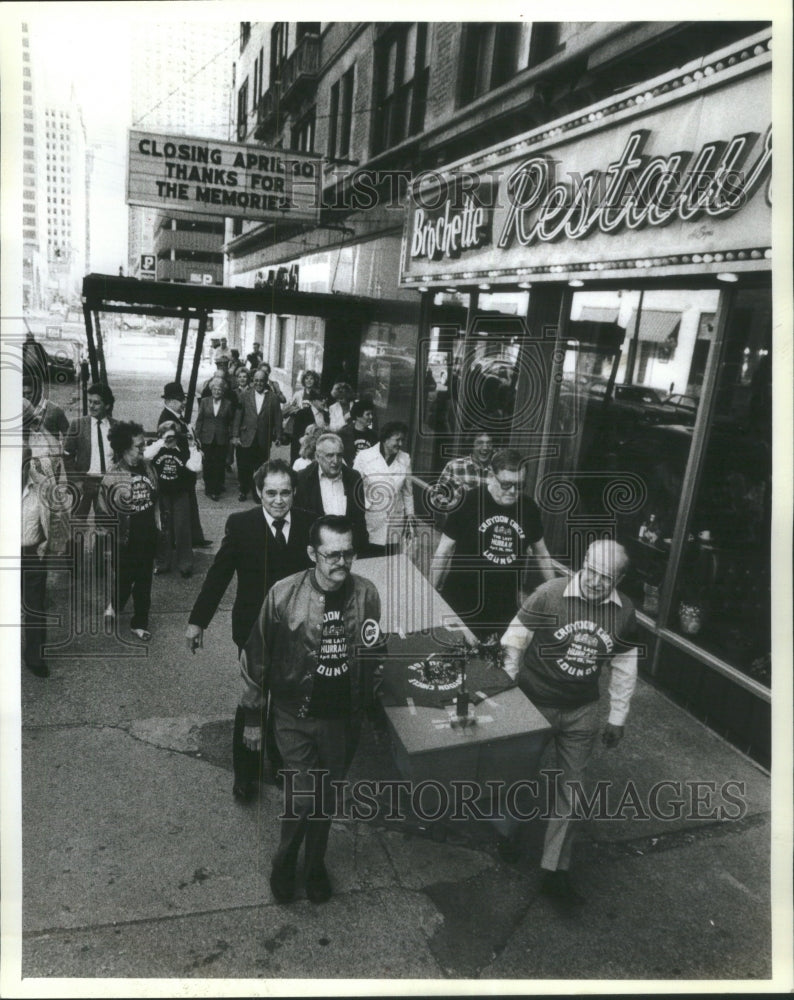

{"left": 156, "top": 493, "right": 192, "bottom": 573}
{"left": 115, "top": 540, "right": 155, "bottom": 629}
{"left": 236, "top": 442, "right": 268, "bottom": 497}
{"left": 202, "top": 443, "right": 227, "bottom": 496}
{"left": 232, "top": 698, "right": 282, "bottom": 786}
{"left": 21, "top": 547, "right": 47, "bottom": 667}
{"left": 73, "top": 475, "right": 102, "bottom": 519}
{"left": 271, "top": 705, "right": 360, "bottom": 875}
{"left": 187, "top": 473, "right": 207, "bottom": 545}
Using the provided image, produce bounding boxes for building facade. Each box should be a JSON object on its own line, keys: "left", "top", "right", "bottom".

{"left": 21, "top": 22, "right": 48, "bottom": 310}
{"left": 223, "top": 21, "right": 774, "bottom": 765}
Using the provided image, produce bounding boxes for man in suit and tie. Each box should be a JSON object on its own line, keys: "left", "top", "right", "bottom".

{"left": 232, "top": 368, "right": 282, "bottom": 502}
{"left": 185, "top": 459, "right": 314, "bottom": 800}
{"left": 63, "top": 382, "right": 116, "bottom": 518}
{"left": 194, "top": 377, "right": 234, "bottom": 500}
{"left": 295, "top": 433, "right": 368, "bottom": 553}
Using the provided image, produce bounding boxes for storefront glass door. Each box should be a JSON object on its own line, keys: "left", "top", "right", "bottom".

{"left": 540, "top": 287, "right": 720, "bottom": 614}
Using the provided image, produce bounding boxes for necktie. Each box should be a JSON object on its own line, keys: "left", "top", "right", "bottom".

{"left": 272, "top": 517, "right": 286, "bottom": 548}
{"left": 97, "top": 419, "right": 106, "bottom": 473}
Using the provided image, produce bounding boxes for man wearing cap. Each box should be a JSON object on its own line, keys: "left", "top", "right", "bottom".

{"left": 63, "top": 382, "right": 117, "bottom": 518}
{"left": 153, "top": 382, "right": 211, "bottom": 548}
{"left": 498, "top": 540, "right": 639, "bottom": 904}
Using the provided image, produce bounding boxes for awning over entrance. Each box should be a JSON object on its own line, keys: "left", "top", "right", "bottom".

{"left": 81, "top": 273, "right": 419, "bottom": 418}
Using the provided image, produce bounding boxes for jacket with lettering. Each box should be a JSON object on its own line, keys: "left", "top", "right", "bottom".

{"left": 240, "top": 568, "right": 384, "bottom": 724}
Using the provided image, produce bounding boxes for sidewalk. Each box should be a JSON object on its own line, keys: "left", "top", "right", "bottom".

{"left": 18, "top": 477, "right": 773, "bottom": 984}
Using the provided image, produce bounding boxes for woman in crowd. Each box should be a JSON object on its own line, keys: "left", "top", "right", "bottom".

{"left": 290, "top": 388, "right": 329, "bottom": 465}
{"left": 99, "top": 421, "right": 159, "bottom": 641}
{"left": 328, "top": 382, "right": 354, "bottom": 431}
{"left": 292, "top": 423, "right": 324, "bottom": 472}
{"left": 353, "top": 420, "right": 416, "bottom": 556}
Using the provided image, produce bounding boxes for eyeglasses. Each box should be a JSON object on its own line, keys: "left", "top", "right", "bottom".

{"left": 494, "top": 477, "right": 521, "bottom": 492}
{"left": 316, "top": 549, "right": 356, "bottom": 563}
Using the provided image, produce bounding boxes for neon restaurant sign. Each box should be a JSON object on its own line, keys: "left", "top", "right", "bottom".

{"left": 401, "top": 48, "right": 772, "bottom": 284}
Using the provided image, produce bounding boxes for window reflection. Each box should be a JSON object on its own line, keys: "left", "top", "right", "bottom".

{"left": 543, "top": 287, "right": 720, "bottom": 615}
{"left": 670, "top": 288, "right": 771, "bottom": 685}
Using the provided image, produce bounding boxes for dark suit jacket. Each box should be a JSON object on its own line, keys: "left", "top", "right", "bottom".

{"left": 157, "top": 406, "right": 189, "bottom": 434}
{"left": 194, "top": 396, "right": 234, "bottom": 447}
{"left": 294, "top": 462, "right": 368, "bottom": 553}
{"left": 232, "top": 388, "right": 282, "bottom": 449}
{"left": 188, "top": 504, "right": 314, "bottom": 648}
{"left": 63, "top": 415, "right": 117, "bottom": 478}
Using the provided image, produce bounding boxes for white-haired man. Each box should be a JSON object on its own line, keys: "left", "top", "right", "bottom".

{"left": 499, "top": 539, "right": 639, "bottom": 905}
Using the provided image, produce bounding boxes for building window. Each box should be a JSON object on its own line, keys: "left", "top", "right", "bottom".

{"left": 270, "top": 23, "right": 289, "bottom": 86}
{"left": 458, "top": 22, "right": 559, "bottom": 106}
{"left": 373, "top": 23, "right": 429, "bottom": 155}
{"left": 240, "top": 22, "right": 251, "bottom": 51}
{"left": 296, "top": 23, "right": 321, "bottom": 43}
{"left": 237, "top": 77, "right": 249, "bottom": 140}
{"left": 328, "top": 66, "right": 355, "bottom": 160}
{"left": 291, "top": 107, "right": 315, "bottom": 153}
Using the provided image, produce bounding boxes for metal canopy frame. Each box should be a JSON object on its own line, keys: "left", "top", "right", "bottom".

{"left": 81, "top": 273, "right": 419, "bottom": 420}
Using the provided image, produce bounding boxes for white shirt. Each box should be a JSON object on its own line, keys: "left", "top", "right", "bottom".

{"left": 353, "top": 443, "right": 414, "bottom": 547}
{"left": 88, "top": 417, "right": 111, "bottom": 475}
{"left": 254, "top": 390, "right": 265, "bottom": 414}
{"left": 328, "top": 401, "right": 350, "bottom": 431}
{"left": 212, "top": 399, "right": 221, "bottom": 416}
{"left": 262, "top": 508, "right": 291, "bottom": 542}
{"left": 319, "top": 469, "right": 347, "bottom": 515}
{"left": 21, "top": 483, "right": 46, "bottom": 548}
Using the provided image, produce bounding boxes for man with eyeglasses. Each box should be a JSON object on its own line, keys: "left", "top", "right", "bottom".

{"left": 295, "top": 432, "right": 368, "bottom": 552}
{"left": 240, "top": 514, "right": 384, "bottom": 905}
{"left": 431, "top": 448, "right": 555, "bottom": 639}
{"left": 186, "top": 460, "right": 314, "bottom": 800}
{"left": 498, "top": 540, "right": 638, "bottom": 906}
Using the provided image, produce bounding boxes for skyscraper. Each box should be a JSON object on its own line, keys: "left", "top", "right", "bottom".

{"left": 21, "top": 22, "right": 47, "bottom": 310}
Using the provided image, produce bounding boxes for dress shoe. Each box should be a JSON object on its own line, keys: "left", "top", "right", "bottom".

{"left": 25, "top": 660, "right": 50, "bottom": 678}
{"left": 270, "top": 860, "right": 297, "bottom": 904}
{"left": 305, "top": 863, "right": 332, "bottom": 904}
{"left": 238, "top": 492, "right": 248, "bottom": 501}
{"left": 232, "top": 780, "right": 255, "bottom": 802}
{"left": 195, "top": 539, "right": 214, "bottom": 548}
{"left": 539, "top": 869, "right": 585, "bottom": 906}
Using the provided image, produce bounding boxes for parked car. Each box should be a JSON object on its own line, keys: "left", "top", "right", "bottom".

{"left": 659, "top": 393, "right": 699, "bottom": 425}
{"left": 40, "top": 338, "right": 80, "bottom": 384}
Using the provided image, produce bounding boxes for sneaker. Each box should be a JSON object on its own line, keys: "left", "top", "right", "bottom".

{"left": 131, "top": 627, "right": 152, "bottom": 641}
{"left": 305, "top": 863, "right": 332, "bottom": 904}
{"left": 539, "top": 869, "right": 585, "bottom": 906}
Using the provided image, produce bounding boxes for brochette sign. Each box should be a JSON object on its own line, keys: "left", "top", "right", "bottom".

{"left": 401, "top": 45, "right": 771, "bottom": 285}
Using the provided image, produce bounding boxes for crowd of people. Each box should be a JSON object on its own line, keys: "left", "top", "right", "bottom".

{"left": 20, "top": 337, "right": 640, "bottom": 909}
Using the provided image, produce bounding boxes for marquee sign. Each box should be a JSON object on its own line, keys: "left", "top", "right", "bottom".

{"left": 400, "top": 43, "right": 771, "bottom": 286}
{"left": 127, "top": 130, "right": 321, "bottom": 224}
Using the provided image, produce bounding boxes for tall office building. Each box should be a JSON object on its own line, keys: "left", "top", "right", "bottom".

{"left": 21, "top": 22, "right": 48, "bottom": 310}
{"left": 127, "top": 20, "right": 236, "bottom": 281}
{"left": 43, "top": 95, "right": 88, "bottom": 303}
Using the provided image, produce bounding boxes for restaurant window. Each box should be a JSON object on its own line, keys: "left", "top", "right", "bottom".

{"left": 236, "top": 78, "right": 249, "bottom": 140}
{"left": 328, "top": 66, "right": 355, "bottom": 161}
{"left": 270, "top": 23, "right": 289, "bottom": 85}
{"left": 540, "top": 287, "right": 720, "bottom": 611}
{"left": 372, "top": 23, "right": 429, "bottom": 155}
{"left": 291, "top": 107, "right": 315, "bottom": 153}
{"left": 669, "top": 288, "right": 771, "bottom": 686}
{"left": 458, "top": 22, "right": 559, "bottom": 106}
{"left": 358, "top": 322, "right": 418, "bottom": 427}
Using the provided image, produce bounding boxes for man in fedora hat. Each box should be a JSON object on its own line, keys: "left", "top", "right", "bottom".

{"left": 148, "top": 382, "right": 212, "bottom": 548}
